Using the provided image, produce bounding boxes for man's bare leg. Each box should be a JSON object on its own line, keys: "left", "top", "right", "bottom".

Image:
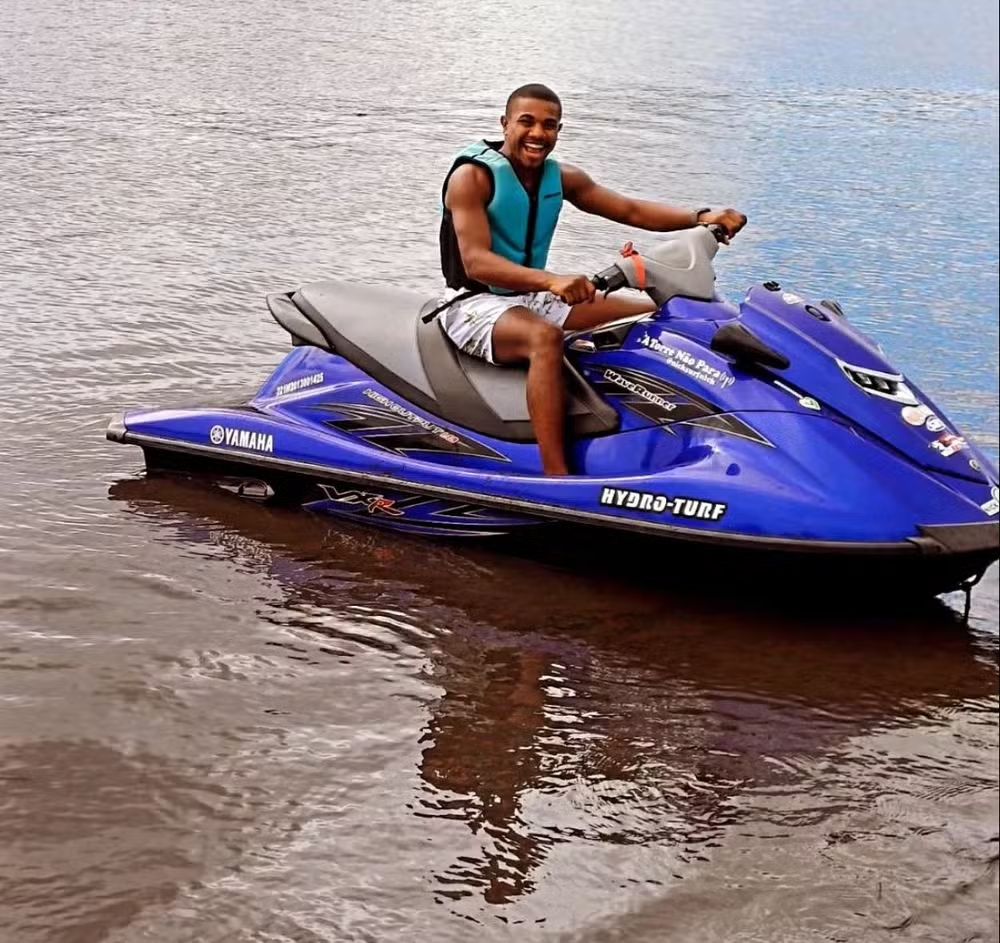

{"left": 564, "top": 294, "right": 656, "bottom": 332}
{"left": 491, "top": 307, "right": 569, "bottom": 475}
{"left": 488, "top": 296, "right": 655, "bottom": 475}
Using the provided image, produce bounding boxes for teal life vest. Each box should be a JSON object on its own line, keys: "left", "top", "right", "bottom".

{"left": 439, "top": 140, "right": 563, "bottom": 294}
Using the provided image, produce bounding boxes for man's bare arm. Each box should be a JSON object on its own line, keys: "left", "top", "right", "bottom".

{"left": 562, "top": 164, "right": 747, "bottom": 236}
{"left": 446, "top": 164, "right": 595, "bottom": 303}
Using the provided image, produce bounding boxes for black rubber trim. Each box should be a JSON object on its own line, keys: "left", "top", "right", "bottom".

{"left": 916, "top": 521, "right": 1000, "bottom": 554}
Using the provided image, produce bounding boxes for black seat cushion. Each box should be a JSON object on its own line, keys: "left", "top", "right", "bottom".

{"left": 278, "top": 280, "right": 619, "bottom": 443}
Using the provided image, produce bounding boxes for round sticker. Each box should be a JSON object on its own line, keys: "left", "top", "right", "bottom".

{"left": 901, "top": 405, "right": 931, "bottom": 426}
{"left": 210, "top": 425, "right": 225, "bottom": 445}
{"left": 925, "top": 416, "right": 944, "bottom": 433}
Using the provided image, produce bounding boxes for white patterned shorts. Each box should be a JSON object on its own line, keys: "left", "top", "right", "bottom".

{"left": 438, "top": 289, "right": 573, "bottom": 364}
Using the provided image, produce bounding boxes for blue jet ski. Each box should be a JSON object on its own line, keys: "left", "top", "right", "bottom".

{"left": 106, "top": 226, "right": 999, "bottom": 596}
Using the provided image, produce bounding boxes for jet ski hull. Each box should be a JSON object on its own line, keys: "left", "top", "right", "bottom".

{"left": 110, "top": 415, "right": 999, "bottom": 597}
{"left": 105, "top": 228, "right": 1000, "bottom": 599}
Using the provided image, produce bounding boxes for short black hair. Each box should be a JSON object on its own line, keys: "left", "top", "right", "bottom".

{"left": 505, "top": 83, "right": 562, "bottom": 118}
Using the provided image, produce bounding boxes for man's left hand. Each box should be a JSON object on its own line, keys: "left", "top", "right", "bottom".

{"left": 700, "top": 209, "right": 748, "bottom": 243}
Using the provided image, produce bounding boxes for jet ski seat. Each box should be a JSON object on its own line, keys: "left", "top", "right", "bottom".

{"left": 268, "top": 281, "right": 620, "bottom": 443}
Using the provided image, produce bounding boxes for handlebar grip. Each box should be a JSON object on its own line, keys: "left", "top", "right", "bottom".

{"left": 705, "top": 223, "right": 731, "bottom": 243}
{"left": 591, "top": 264, "right": 628, "bottom": 293}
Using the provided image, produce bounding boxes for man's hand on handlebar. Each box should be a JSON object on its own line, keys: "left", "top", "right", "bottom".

{"left": 699, "top": 209, "right": 748, "bottom": 244}
{"left": 547, "top": 274, "right": 597, "bottom": 306}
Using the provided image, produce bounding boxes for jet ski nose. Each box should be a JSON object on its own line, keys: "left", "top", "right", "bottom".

{"left": 106, "top": 411, "right": 128, "bottom": 443}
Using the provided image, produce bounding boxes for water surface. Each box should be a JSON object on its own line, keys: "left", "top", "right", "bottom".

{"left": 1, "top": 1, "right": 997, "bottom": 941}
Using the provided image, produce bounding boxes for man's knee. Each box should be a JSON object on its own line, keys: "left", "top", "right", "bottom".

{"left": 493, "top": 309, "right": 564, "bottom": 363}
{"left": 525, "top": 320, "right": 564, "bottom": 357}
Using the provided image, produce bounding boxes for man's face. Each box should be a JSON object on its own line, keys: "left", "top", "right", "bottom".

{"left": 501, "top": 97, "right": 562, "bottom": 170}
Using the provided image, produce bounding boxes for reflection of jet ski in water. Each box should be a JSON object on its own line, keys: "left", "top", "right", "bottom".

{"left": 106, "top": 476, "right": 999, "bottom": 909}
{"left": 107, "top": 226, "right": 999, "bottom": 596}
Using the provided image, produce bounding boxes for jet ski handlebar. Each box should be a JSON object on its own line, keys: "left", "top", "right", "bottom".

{"left": 590, "top": 264, "right": 630, "bottom": 294}
{"left": 590, "top": 224, "right": 727, "bottom": 303}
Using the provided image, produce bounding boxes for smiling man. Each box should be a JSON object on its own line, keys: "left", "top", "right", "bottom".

{"left": 437, "top": 83, "right": 747, "bottom": 475}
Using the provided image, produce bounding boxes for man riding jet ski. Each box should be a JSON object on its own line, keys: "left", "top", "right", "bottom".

{"left": 106, "top": 87, "right": 999, "bottom": 597}
{"left": 434, "top": 82, "right": 746, "bottom": 474}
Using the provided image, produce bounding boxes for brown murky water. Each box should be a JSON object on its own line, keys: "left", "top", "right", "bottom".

{"left": 2, "top": 1, "right": 998, "bottom": 941}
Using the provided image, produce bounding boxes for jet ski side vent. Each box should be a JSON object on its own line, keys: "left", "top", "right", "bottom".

{"left": 837, "top": 359, "right": 917, "bottom": 405}
{"left": 710, "top": 322, "right": 789, "bottom": 370}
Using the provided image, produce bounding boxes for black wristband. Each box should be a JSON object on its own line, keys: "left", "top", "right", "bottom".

{"left": 693, "top": 207, "right": 712, "bottom": 225}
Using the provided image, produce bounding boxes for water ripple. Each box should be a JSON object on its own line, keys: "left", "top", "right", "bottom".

{"left": 0, "top": 0, "right": 997, "bottom": 940}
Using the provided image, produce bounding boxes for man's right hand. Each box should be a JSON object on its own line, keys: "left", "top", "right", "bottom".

{"left": 546, "top": 274, "right": 597, "bottom": 306}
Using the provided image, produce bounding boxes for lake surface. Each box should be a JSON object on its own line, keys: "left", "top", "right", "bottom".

{"left": 1, "top": 1, "right": 998, "bottom": 941}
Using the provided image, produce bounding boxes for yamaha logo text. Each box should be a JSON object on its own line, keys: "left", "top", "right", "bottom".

{"left": 209, "top": 425, "right": 274, "bottom": 453}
